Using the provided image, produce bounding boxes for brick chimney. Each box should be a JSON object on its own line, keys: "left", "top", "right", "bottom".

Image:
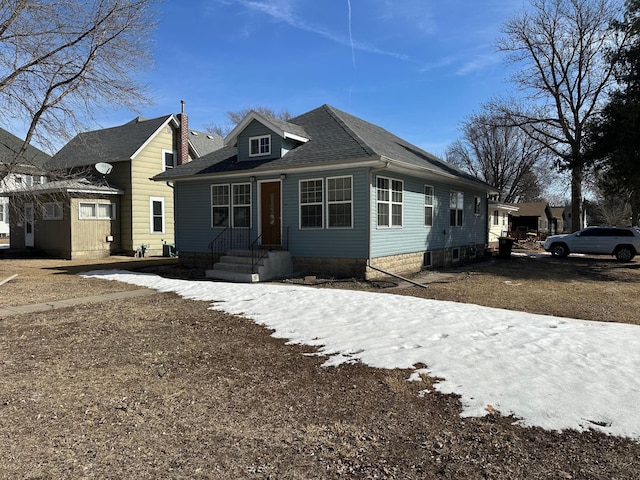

{"left": 177, "top": 100, "right": 189, "bottom": 165}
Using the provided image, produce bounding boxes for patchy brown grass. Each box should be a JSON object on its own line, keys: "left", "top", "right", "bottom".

{"left": 1, "top": 253, "right": 639, "bottom": 479}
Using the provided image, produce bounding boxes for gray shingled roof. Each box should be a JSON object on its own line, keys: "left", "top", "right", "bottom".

{"left": 46, "top": 115, "right": 174, "bottom": 170}
{"left": 0, "top": 127, "right": 50, "bottom": 167}
{"left": 154, "top": 104, "right": 487, "bottom": 187}
{"left": 188, "top": 130, "right": 224, "bottom": 157}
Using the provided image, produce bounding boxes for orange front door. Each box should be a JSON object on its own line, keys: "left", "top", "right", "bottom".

{"left": 260, "top": 181, "right": 281, "bottom": 247}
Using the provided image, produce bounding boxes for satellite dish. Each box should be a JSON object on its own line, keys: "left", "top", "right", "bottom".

{"left": 95, "top": 162, "right": 113, "bottom": 175}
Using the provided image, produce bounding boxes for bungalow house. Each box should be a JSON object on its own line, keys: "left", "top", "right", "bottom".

{"left": 153, "top": 104, "right": 496, "bottom": 281}
{"left": 0, "top": 127, "right": 50, "bottom": 239}
{"left": 9, "top": 107, "right": 223, "bottom": 259}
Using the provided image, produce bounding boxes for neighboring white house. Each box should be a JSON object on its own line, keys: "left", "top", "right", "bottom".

{"left": 0, "top": 128, "right": 51, "bottom": 238}
{"left": 488, "top": 200, "right": 519, "bottom": 248}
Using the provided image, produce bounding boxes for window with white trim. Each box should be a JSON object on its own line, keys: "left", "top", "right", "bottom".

{"left": 232, "top": 183, "right": 251, "bottom": 228}
{"left": 327, "top": 176, "right": 352, "bottom": 228}
{"left": 449, "top": 190, "right": 464, "bottom": 226}
{"left": 493, "top": 210, "right": 500, "bottom": 226}
{"left": 377, "top": 176, "right": 403, "bottom": 228}
{"left": 474, "top": 196, "right": 482, "bottom": 215}
{"left": 0, "top": 203, "right": 6, "bottom": 223}
{"left": 43, "top": 202, "right": 63, "bottom": 220}
{"left": 211, "top": 183, "right": 252, "bottom": 228}
{"left": 249, "top": 135, "right": 271, "bottom": 157}
{"left": 79, "top": 202, "right": 116, "bottom": 220}
{"left": 300, "top": 179, "right": 323, "bottom": 229}
{"left": 150, "top": 197, "right": 165, "bottom": 233}
{"left": 163, "top": 149, "right": 176, "bottom": 171}
{"left": 424, "top": 185, "right": 434, "bottom": 227}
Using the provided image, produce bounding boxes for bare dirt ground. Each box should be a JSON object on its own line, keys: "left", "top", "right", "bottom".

{"left": 1, "top": 249, "right": 640, "bottom": 479}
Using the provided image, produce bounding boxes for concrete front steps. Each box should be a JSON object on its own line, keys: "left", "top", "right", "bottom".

{"left": 205, "top": 249, "right": 293, "bottom": 283}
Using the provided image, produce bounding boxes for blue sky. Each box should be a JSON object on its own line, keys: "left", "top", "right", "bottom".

{"left": 106, "top": 1, "right": 528, "bottom": 157}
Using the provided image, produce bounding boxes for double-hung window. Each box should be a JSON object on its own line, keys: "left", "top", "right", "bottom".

{"left": 493, "top": 210, "right": 500, "bottom": 226}
{"left": 211, "top": 183, "right": 252, "bottom": 228}
{"left": 474, "top": 196, "right": 482, "bottom": 215}
{"left": 327, "top": 176, "right": 352, "bottom": 228}
{"left": 377, "top": 176, "right": 403, "bottom": 228}
{"left": 163, "top": 149, "right": 176, "bottom": 171}
{"left": 450, "top": 191, "right": 464, "bottom": 226}
{"left": 150, "top": 197, "right": 165, "bottom": 233}
{"left": 249, "top": 135, "right": 271, "bottom": 157}
{"left": 300, "top": 179, "right": 323, "bottom": 229}
{"left": 424, "top": 185, "right": 434, "bottom": 227}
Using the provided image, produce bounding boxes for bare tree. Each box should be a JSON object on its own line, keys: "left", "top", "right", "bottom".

{"left": 445, "top": 113, "right": 550, "bottom": 203}
{"left": 205, "top": 106, "right": 293, "bottom": 138}
{"left": 0, "top": 0, "right": 157, "bottom": 177}
{"left": 491, "top": 0, "right": 630, "bottom": 231}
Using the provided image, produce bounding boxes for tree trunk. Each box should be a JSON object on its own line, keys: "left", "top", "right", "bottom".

{"left": 571, "top": 166, "right": 584, "bottom": 232}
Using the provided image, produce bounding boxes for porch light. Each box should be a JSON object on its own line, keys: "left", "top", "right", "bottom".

{"left": 280, "top": 174, "right": 286, "bottom": 180}
{"left": 249, "top": 176, "right": 256, "bottom": 182}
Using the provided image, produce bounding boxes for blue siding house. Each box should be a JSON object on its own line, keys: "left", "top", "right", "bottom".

{"left": 154, "top": 105, "right": 496, "bottom": 281}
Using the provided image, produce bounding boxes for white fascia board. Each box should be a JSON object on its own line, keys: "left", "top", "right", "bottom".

{"left": 130, "top": 115, "right": 177, "bottom": 161}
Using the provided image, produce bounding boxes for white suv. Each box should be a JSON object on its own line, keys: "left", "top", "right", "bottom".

{"left": 543, "top": 226, "right": 640, "bottom": 261}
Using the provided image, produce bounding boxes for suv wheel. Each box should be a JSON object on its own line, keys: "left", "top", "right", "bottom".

{"left": 615, "top": 246, "right": 635, "bottom": 262}
{"left": 551, "top": 243, "right": 569, "bottom": 258}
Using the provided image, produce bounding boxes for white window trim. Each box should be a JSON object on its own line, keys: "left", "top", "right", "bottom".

{"left": 326, "top": 175, "right": 353, "bottom": 229}
{"left": 249, "top": 134, "right": 271, "bottom": 157}
{"left": 424, "top": 185, "right": 434, "bottom": 227}
{"left": 162, "top": 149, "right": 176, "bottom": 171}
{"left": 450, "top": 190, "right": 464, "bottom": 227}
{"left": 299, "top": 178, "right": 324, "bottom": 230}
{"left": 210, "top": 183, "right": 253, "bottom": 228}
{"left": 150, "top": 197, "right": 165, "bottom": 234}
{"left": 376, "top": 176, "right": 403, "bottom": 228}
{"left": 231, "top": 183, "right": 252, "bottom": 229}
{"left": 79, "top": 202, "right": 116, "bottom": 220}
{"left": 43, "top": 202, "right": 63, "bottom": 220}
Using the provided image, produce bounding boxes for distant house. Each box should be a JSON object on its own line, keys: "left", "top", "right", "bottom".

{"left": 508, "top": 201, "right": 566, "bottom": 239}
{"left": 9, "top": 109, "right": 223, "bottom": 259}
{"left": 0, "top": 128, "right": 50, "bottom": 239}
{"left": 153, "top": 104, "right": 496, "bottom": 281}
{"left": 488, "top": 201, "right": 519, "bottom": 247}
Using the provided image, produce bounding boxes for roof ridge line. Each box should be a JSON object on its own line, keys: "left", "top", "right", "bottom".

{"left": 323, "top": 105, "right": 376, "bottom": 156}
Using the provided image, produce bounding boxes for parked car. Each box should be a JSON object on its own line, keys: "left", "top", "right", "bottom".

{"left": 543, "top": 226, "right": 640, "bottom": 261}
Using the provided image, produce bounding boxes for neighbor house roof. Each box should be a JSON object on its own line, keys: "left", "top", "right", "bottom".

{"left": 510, "top": 201, "right": 551, "bottom": 217}
{"left": 154, "top": 104, "right": 493, "bottom": 190}
{"left": 6, "top": 177, "right": 123, "bottom": 196}
{"left": 45, "top": 115, "right": 222, "bottom": 170}
{"left": 0, "top": 127, "right": 50, "bottom": 168}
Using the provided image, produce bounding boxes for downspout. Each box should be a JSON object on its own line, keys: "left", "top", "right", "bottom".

{"left": 367, "top": 160, "right": 389, "bottom": 279}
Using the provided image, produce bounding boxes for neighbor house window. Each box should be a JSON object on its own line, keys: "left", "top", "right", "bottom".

{"left": 493, "top": 210, "right": 500, "bottom": 226}
{"left": 79, "top": 202, "right": 116, "bottom": 220}
{"left": 377, "top": 176, "right": 403, "bottom": 228}
{"left": 211, "top": 183, "right": 252, "bottom": 228}
{"left": 150, "top": 197, "right": 165, "bottom": 233}
{"left": 43, "top": 202, "right": 63, "bottom": 220}
{"left": 474, "top": 196, "right": 482, "bottom": 215}
{"left": 450, "top": 190, "right": 464, "bottom": 226}
{"left": 0, "top": 204, "right": 6, "bottom": 223}
{"left": 327, "top": 176, "right": 352, "bottom": 228}
{"left": 424, "top": 185, "right": 434, "bottom": 227}
{"left": 300, "top": 179, "right": 323, "bottom": 229}
{"left": 232, "top": 183, "right": 251, "bottom": 228}
{"left": 163, "top": 149, "right": 176, "bottom": 171}
{"left": 249, "top": 135, "right": 271, "bottom": 157}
